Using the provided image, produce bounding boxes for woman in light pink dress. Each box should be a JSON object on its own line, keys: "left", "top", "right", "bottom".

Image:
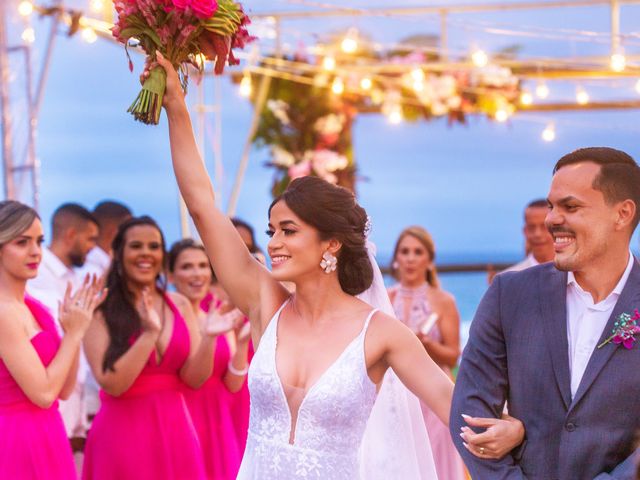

{"left": 169, "top": 239, "right": 251, "bottom": 479}
{"left": 82, "top": 217, "right": 229, "bottom": 480}
{"left": 388, "top": 226, "right": 467, "bottom": 480}
{"left": 0, "top": 201, "right": 102, "bottom": 479}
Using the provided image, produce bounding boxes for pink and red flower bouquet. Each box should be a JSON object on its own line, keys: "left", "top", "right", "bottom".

{"left": 113, "top": 0, "right": 254, "bottom": 124}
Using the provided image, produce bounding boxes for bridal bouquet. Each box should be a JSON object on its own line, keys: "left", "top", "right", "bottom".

{"left": 113, "top": 0, "right": 253, "bottom": 124}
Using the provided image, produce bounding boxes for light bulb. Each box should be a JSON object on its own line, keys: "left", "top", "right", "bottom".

{"left": 635, "top": 79, "right": 640, "bottom": 94}
{"left": 610, "top": 53, "right": 626, "bottom": 72}
{"left": 360, "top": 77, "right": 372, "bottom": 90}
{"left": 90, "top": 0, "right": 104, "bottom": 13}
{"left": 520, "top": 91, "right": 533, "bottom": 106}
{"left": 542, "top": 124, "right": 556, "bottom": 142}
{"left": 239, "top": 74, "right": 252, "bottom": 97}
{"left": 575, "top": 87, "right": 589, "bottom": 105}
{"left": 495, "top": 109, "right": 509, "bottom": 122}
{"left": 410, "top": 68, "right": 425, "bottom": 82}
{"left": 535, "top": 82, "right": 549, "bottom": 99}
{"left": 81, "top": 27, "right": 98, "bottom": 44}
{"left": 341, "top": 29, "right": 358, "bottom": 54}
{"left": 21, "top": 27, "right": 35, "bottom": 44}
{"left": 18, "top": 1, "right": 33, "bottom": 16}
{"left": 472, "top": 49, "right": 489, "bottom": 68}
{"left": 322, "top": 56, "right": 336, "bottom": 72}
{"left": 331, "top": 77, "right": 344, "bottom": 95}
{"left": 388, "top": 107, "right": 403, "bottom": 124}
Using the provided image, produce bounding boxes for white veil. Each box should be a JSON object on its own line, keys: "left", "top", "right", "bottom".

{"left": 357, "top": 241, "right": 439, "bottom": 480}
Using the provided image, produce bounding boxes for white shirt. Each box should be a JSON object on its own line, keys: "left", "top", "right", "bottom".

{"left": 566, "top": 252, "right": 634, "bottom": 398}
{"left": 75, "top": 246, "right": 111, "bottom": 279}
{"left": 503, "top": 253, "right": 539, "bottom": 273}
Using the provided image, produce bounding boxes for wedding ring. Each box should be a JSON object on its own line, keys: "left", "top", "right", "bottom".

{"left": 479, "top": 447, "right": 485, "bottom": 455}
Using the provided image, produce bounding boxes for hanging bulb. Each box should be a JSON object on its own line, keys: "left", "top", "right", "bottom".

{"left": 387, "top": 105, "right": 403, "bottom": 125}
{"left": 322, "top": 56, "right": 336, "bottom": 71}
{"left": 495, "top": 109, "right": 509, "bottom": 122}
{"left": 239, "top": 73, "right": 252, "bottom": 97}
{"left": 575, "top": 86, "right": 589, "bottom": 105}
{"left": 535, "top": 82, "right": 549, "bottom": 99}
{"left": 90, "top": 0, "right": 105, "bottom": 13}
{"left": 471, "top": 49, "right": 489, "bottom": 68}
{"left": 635, "top": 79, "right": 640, "bottom": 94}
{"left": 610, "top": 53, "right": 626, "bottom": 72}
{"left": 81, "top": 27, "right": 98, "bottom": 44}
{"left": 542, "top": 124, "right": 556, "bottom": 142}
{"left": 520, "top": 91, "right": 533, "bottom": 106}
{"left": 360, "top": 77, "right": 372, "bottom": 90}
{"left": 21, "top": 27, "right": 35, "bottom": 44}
{"left": 410, "top": 68, "right": 425, "bottom": 82}
{"left": 18, "top": 1, "right": 33, "bottom": 16}
{"left": 331, "top": 77, "right": 344, "bottom": 95}
{"left": 341, "top": 28, "right": 358, "bottom": 54}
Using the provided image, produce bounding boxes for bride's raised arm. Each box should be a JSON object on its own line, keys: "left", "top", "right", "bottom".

{"left": 155, "top": 53, "right": 288, "bottom": 331}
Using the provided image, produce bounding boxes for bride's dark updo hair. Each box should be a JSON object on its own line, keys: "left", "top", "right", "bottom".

{"left": 269, "top": 176, "right": 373, "bottom": 295}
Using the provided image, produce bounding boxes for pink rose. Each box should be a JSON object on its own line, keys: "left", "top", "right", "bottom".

{"left": 288, "top": 161, "right": 311, "bottom": 180}
{"left": 191, "top": 0, "right": 217, "bottom": 18}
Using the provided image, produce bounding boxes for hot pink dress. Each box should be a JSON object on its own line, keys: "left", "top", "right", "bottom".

{"left": 0, "top": 295, "right": 76, "bottom": 479}
{"left": 389, "top": 284, "right": 466, "bottom": 480}
{"left": 82, "top": 294, "right": 206, "bottom": 480}
{"left": 184, "top": 333, "right": 242, "bottom": 479}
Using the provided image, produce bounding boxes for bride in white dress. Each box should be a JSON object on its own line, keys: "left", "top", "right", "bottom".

{"left": 152, "top": 53, "right": 525, "bottom": 479}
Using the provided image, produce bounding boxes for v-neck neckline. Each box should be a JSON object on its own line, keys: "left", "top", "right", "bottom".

{"left": 272, "top": 301, "right": 373, "bottom": 445}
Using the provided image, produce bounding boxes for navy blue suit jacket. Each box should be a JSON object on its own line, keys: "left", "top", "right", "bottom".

{"left": 450, "top": 261, "right": 640, "bottom": 479}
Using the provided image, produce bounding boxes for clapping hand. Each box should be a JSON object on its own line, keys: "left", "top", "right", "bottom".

{"left": 138, "top": 287, "right": 162, "bottom": 334}
{"left": 233, "top": 314, "right": 251, "bottom": 345}
{"left": 460, "top": 413, "right": 525, "bottom": 460}
{"left": 58, "top": 275, "right": 107, "bottom": 338}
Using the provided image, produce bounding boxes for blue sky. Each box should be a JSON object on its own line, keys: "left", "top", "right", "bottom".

{"left": 5, "top": 0, "right": 640, "bottom": 262}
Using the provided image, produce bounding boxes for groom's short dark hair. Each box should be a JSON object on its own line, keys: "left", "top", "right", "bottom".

{"left": 554, "top": 147, "right": 640, "bottom": 229}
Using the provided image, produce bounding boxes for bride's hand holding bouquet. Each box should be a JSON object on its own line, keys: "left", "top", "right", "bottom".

{"left": 113, "top": 0, "right": 253, "bottom": 125}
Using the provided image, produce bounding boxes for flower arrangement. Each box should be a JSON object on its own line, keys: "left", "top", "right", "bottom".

{"left": 112, "top": 0, "right": 253, "bottom": 124}
{"left": 598, "top": 310, "right": 640, "bottom": 350}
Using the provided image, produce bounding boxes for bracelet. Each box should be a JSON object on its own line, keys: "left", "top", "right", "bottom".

{"left": 227, "top": 361, "right": 249, "bottom": 376}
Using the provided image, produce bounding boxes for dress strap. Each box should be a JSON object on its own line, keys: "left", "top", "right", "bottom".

{"left": 362, "top": 309, "right": 378, "bottom": 335}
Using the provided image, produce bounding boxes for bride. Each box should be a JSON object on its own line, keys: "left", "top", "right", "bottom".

{"left": 151, "top": 53, "right": 525, "bottom": 478}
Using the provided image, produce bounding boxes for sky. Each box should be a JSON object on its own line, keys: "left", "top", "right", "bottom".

{"left": 4, "top": 0, "right": 640, "bottom": 263}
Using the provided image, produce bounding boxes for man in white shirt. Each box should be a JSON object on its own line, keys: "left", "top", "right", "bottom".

{"left": 75, "top": 200, "right": 131, "bottom": 421}
{"left": 452, "top": 147, "right": 640, "bottom": 479}
{"left": 27, "top": 203, "right": 99, "bottom": 446}
{"left": 504, "top": 199, "right": 555, "bottom": 273}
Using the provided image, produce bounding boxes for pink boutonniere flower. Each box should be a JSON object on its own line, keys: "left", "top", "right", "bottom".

{"left": 598, "top": 309, "right": 640, "bottom": 350}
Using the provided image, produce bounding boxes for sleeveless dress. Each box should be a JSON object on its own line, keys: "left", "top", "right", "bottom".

{"left": 82, "top": 294, "right": 206, "bottom": 480}
{"left": 237, "top": 301, "right": 378, "bottom": 479}
{"left": 183, "top": 332, "right": 242, "bottom": 479}
{"left": 0, "top": 295, "right": 77, "bottom": 479}
{"left": 390, "top": 284, "right": 466, "bottom": 480}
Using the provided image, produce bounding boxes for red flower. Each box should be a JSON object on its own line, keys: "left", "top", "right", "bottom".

{"left": 191, "top": 0, "right": 217, "bottom": 18}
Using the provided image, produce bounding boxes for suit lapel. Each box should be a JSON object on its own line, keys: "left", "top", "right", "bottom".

{"left": 569, "top": 259, "right": 640, "bottom": 411}
{"left": 539, "top": 267, "right": 572, "bottom": 409}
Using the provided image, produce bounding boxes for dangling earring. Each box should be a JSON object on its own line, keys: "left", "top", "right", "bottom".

{"left": 392, "top": 261, "right": 399, "bottom": 270}
{"left": 320, "top": 251, "right": 337, "bottom": 273}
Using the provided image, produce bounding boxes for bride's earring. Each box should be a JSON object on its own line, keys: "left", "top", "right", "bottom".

{"left": 320, "top": 251, "right": 337, "bottom": 273}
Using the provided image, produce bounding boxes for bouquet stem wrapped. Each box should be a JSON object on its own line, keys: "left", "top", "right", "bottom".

{"left": 128, "top": 65, "right": 167, "bottom": 124}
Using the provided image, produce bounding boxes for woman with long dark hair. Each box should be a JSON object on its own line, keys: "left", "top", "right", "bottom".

{"left": 168, "top": 238, "right": 250, "bottom": 480}
{"left": 0, "top": 200, "right": 103, "bottom": 479}
{"left": 82, "top": 216, "right": 227, "bottom": 480}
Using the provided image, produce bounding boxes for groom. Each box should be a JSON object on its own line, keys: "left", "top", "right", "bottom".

{"left": 451, "top": 147, "right": 640, "bottom": 479}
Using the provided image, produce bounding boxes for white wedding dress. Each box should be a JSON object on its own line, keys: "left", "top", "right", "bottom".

{"left": 237, "top": 242, "right": 438, "bottom": 479}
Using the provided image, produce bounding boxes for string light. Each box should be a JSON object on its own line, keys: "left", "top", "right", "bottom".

{"left": 635, "top": 79, "right": 640, "bottom": 94}
{"left": 542, "top": 124, "right": 556, "bottom": 142}
{"left": 341, "top": 28, "right": 359, "bottom": 54}
{"left": 575, "top": 86, "right": 589, "bottom": 105}
{"left": 18, "top": 0, "right": 34, "bottom": 16}
{"left": 21, "top": 27, "right": 35, "bottom": 44}
{"left": 239, "top": 72, "right": 252, "bottom": 97}
{"left": 535, "top": 82, "right": 549, "bottom": 99}
{"left": 410, "top": 68, "right": 425, "bottom": 82}
{"left": 610, "top": 53, "right": 626, "bottom": 72}
{"left": 331, "top": 77, "right": 344, "bottom": 95}
{"left": 519, "top": 91, "right": 533, "bottom": 106}
{"left": 322, "top": 56, "right": 336, "bottom": 72}
{"left": 387, "top": 105, "right": 403, "bottom": 125}
{"left": 471, "top": 49, "right": 489, "bottom": 68}
{"left": 495, "top": 108, "right": 509, "bottom": 122}
{"left": 360, "top": 77, "right": 372, "bottom": 90}
{"left": 81, "top": 27, "right": 98, "bottom": 44}
{"left": 90, "top": 0, "right": 105, "bottom": 13}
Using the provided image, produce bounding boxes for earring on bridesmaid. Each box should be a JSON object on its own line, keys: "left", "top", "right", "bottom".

{"left": 320, "top": 251, "right": 337, "bottom": 273}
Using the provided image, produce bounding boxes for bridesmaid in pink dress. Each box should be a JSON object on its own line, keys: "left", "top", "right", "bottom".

{"left": 0, "top": 201, "right": 103, "bottom": 479}
{"left": 82, "top": 217, "right": 228, "bottom": 480}
{"left": 168, "top": 239, "right": 251, "bottom": 480}
{"left": 388, "top": 226, "right": 467, "bottom": 480}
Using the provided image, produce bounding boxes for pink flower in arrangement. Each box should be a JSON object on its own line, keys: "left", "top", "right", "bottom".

{"left": 191, "top": 0, "right": 218, "bottom": 18}
{"left": 288, "top": 161, "right": 312, "bottom": 180}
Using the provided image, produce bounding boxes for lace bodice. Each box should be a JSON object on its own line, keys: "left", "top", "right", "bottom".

{"left": 237, "top": 301, "right": 378, "bottom": 479}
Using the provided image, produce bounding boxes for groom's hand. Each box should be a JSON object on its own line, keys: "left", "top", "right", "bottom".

{"left": 460, "top": 413, "right": 525, "bottom": 460}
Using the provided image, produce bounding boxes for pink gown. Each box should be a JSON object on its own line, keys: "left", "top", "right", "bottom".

{"left": 0, "top": 295, "right": 76, "bottom": 479}
{"left": 82, "top": 294, "right": 206, "bottom": 480}
{"left": 184, "top": 333, "right": 241, "bottom": 479}
{"left": 389, "top": 284, "right": 467, "bottom": 480}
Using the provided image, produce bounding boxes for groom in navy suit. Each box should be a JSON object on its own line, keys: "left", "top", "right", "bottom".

{"left": 451, "top": 147, "right": 640, "bottom": 479}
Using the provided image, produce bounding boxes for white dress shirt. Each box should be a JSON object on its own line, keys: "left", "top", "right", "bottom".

{"left": 566, "top": 252, "right": 634, "bottom": 398}
{"left": 503, "top": 253, "right": 540, "bottom": 273}
{"left": 75, "top": 246, "right": 111, "bottom": 279}
{"left": 27, "top": 247, "right": 87, "bottom": 437}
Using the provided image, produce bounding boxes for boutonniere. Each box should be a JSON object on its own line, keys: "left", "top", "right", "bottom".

{"left": 598, "top": 309, "right": 640, "bottom": 349}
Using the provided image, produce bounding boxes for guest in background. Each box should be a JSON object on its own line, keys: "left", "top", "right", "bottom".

{"left": 0, "top": 200, "right": 103, "bottom": 479}
{"left": 232, "top": 217, "right": 266, "bottom": 264}
{"left": 27, "top": 203, "right": 99, "bottom": 446}
{"left": 169, "top": 238, "right": 251, "bottom": 480}
{"left": 77, "top": 200, "right": 132, "bottom": 278}
{"left": 388, "top": 225, "right": 467, "bottom": 480}
{"left": 82, "top": 216, "right": 226, "bottom": 480}
{"left": 503, "top": 198, "right": 555, "bottom": 273}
